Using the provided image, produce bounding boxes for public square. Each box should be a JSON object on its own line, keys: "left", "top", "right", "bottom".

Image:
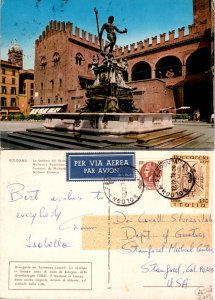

{"left": 0, "top": 120, "right": 214, "bottom": 150}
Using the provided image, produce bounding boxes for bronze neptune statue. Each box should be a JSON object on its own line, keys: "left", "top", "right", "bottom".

{"left": 99, "top": 16, "right": 127, "bottom": 55}
{"left": 77, "top": 10, "right": 139, "bottom": 113}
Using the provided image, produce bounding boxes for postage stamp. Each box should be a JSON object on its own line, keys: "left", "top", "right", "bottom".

{"left": 139, "top": 161, "right": 161, "bottom": 190}
{"left": 103, "top": 164, "right": 144, "bottom": 206}
{"left": 153, "top": 157, "right": 195, "bottom": 200}
{"left": 170, "top": 154, "right": 210, "bottom": 208}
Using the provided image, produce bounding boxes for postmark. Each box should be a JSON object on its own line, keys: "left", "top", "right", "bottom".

{"left": 153, "top": 157, "right": 195, "bottom": 200}
{"left": 170, "top": 155, "right": 210, "bottom": 208}
{"left": 103, "top": 164, "right": 144, "bottom": 206}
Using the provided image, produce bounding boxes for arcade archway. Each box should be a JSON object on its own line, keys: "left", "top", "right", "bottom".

{"left": 183, "top": 80, "right": 211, "bottom": 121}
{"left": 183, "top": 47, "right": 212, "bottom": 121}
{"left": 131, "top": 61, "right": 152, "bottom": 81}
{"left": 186, "top": 47, "right": 211, "bottom": 75}
{"left": 156, "top": 56, "right": 182, "bottom": 78}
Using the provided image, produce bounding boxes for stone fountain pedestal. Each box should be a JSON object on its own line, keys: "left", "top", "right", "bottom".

{"left": 44, "top": 112, "right": 173, "bottom": 134}
{"left": 44, "top": 54, "right": 173, "bottom": 134}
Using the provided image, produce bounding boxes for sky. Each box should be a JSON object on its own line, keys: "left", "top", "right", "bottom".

{"left": 1, "top": 0, "right": 193, "bottom": 69}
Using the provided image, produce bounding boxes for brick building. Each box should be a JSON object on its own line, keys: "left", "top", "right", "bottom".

{"left": 0, "top": 42, "right": 34, "bottom": 117}
{"left": 34, "top": 21, "right": 101, "bottom": 113}
{"left": 34, "top": 0, "right": 213, "bottom": 120}
{"left": 19, "top": 69, "right": 34, "bottom": 114}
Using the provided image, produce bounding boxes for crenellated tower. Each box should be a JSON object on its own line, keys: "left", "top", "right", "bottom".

{"left": 193, "top": 0, "right": 211, "bottom": 27}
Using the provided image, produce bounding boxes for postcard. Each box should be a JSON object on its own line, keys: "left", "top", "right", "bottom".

{"left": 0, "top": 0, "right": 214, "bottom": 150}
{"left": 0, "top": 1, "right": 214, "bottom": 300}
{"left": 0, "top": 149, "right": 213, "bottom": 300}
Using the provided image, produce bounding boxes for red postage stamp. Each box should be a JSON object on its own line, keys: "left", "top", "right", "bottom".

{"left": 139, "top": 161, "right": 160, "bottom": 190}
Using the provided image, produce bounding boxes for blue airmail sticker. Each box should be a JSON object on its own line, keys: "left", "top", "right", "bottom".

{"left": 66, "top": 152, "right": 135, "bottom": 181}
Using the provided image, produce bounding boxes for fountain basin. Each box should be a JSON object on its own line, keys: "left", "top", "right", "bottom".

{"left": 44, "top": 112, "right": 173, "bottom": 134}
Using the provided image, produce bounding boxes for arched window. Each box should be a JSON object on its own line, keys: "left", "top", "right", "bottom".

{"left": 40, "top": 97, "right": 43, "bottom": 104}
{"left": 76, "top": 53, "right": 83, "bottom": 65}
{"left": 156, "top": 56, "right": 182, "bottom": 78}
{"left": 59, "top": 78, "right": 62, "bottom": 88}
{"left": 41, "top": 82, "right": 43, "bottom": 90}
{"left": 53, "top": 52, "right": 60, "bottom": 65}
{"left": 41, "top": 56, "right": 47, "bottom": 70}
{"left": 50, "top": 80, "right": 54, "bottom": 89}
{"left": 131, "top": 61, "right": 152, "bottom": 81}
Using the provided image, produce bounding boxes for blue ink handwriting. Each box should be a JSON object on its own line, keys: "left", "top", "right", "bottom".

{"left": 26, "top": 233, "right": 71, "bottom": 248}
{"left": 141, "top": 260, "right": 181, "bottom": 279}
{"left": 16, "top": 205, "right": 62, "bottom": 225}
{"left": 59, "top": 213, "right": 95, "bottom": 231}
{"left": 7, "top": 183, "right": 40, "bottom": 202}
{"left": 90, "top": 190, "right": 104, "bottom": 200}
{"left": 50, "top": 190, "right": 82, "bottom": 202}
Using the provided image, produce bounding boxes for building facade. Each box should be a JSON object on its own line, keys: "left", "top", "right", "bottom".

{"left": 0, "top": 43, "right": 34, "bottom": 117}
{"left": 0, "top": 60, "right": 21, "bottom": 116}
{"left": 34, "top": 21, "right": 101, "bottom": 113}
{"left": 116, "top": 0, "right": 212, "bottom": 120}
{"left": 34, "top": 0, "right": 213, "bottom": 120}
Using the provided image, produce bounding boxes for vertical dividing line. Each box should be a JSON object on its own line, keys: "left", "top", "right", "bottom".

{"left": 107, "top": 200, "right": 111, "bottom": 288}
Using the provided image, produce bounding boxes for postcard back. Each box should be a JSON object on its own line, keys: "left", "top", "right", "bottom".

{"left": 0, "top": 150, "right": 213, "bottom": 300}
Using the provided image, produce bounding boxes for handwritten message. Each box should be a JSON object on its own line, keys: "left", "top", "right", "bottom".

{"left": 6, "top": 182, "right": 93, "bottom": 248}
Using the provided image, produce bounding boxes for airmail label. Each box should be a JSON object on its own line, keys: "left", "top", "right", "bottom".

{"left": 66, "top": 152, "right": 135, "bottom": 181}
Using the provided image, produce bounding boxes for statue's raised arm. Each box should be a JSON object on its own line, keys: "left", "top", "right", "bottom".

{"left": 99, "top": 16, "right": 127, "bottom": 55}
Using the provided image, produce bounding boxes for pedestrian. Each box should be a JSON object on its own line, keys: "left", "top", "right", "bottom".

{"left": 196, "top": 109, "right": 200, "bottom": 122}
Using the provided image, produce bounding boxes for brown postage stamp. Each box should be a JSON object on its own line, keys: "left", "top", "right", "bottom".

{"left": 139, "top": 161, "right": 161, "bottom": 190}
{"left": 170, "top": 154, "right": 210, "bottom": 208}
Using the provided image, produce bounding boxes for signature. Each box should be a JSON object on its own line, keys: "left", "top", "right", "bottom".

{"left": 26, "top": 233, "right": 71, "bottom": 248}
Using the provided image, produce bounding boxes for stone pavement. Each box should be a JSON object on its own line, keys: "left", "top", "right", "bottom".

{"left": 0, "top": 120, "right": 44, "bottom": 132}
{"left": 0, "top": 120, "right": 214, "bottom": 150}
{"left": 173, "top": 121, "right": 214, "bottom": 149}
{"left": 0, "top": 121, "right": 45, "bottom": 149}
